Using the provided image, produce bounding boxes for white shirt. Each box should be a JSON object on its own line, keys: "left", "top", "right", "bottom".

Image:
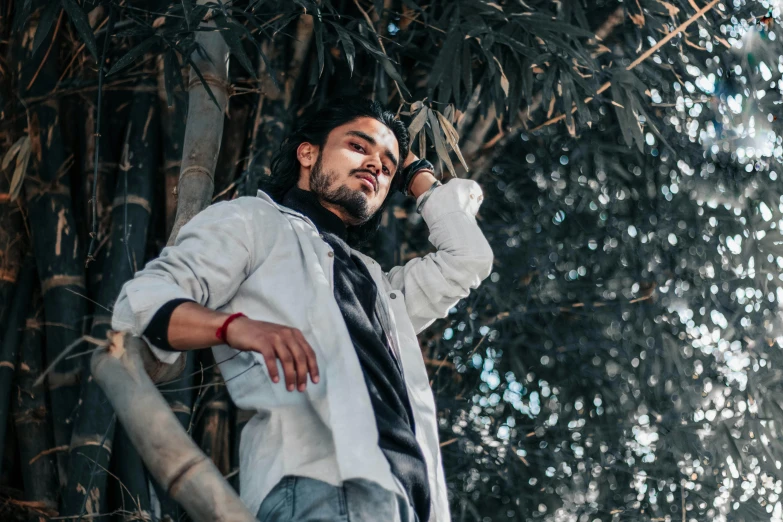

{"left": 111, "top": 178, "right": 493, "bottom": 521}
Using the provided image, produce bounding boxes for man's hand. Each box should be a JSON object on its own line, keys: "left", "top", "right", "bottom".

{"left": 402, "top": 151, "right": 439, "bottom": 198}
{"left": 226, "top": 317, "right": 319, "bottom": 392}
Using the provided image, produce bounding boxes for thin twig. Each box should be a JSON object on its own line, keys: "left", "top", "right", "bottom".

{"left": 86, "top": 6, "right": 116, "bottom": 266}
{"left": 25, "top": 11, "right": 64, "bottom": 91}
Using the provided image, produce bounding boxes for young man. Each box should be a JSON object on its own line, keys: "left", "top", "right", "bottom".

{"left": 111, "top": 99, "right": 493, "bottom": 522}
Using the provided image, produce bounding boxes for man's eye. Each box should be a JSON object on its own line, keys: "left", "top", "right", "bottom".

{"left": 382, "top": 165, "right": 390, "bottom": 175}
{"left": 351, "top": 143, "right": 365, "bottom": 153}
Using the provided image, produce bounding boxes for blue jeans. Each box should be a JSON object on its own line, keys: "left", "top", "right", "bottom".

{"left": 256, "top": 476, "right": 419, "bottom": 522}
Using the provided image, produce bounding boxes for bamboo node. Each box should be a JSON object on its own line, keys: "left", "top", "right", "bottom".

{"left": 179, "top": 165, "right": 215, "bottom": 182}
{"left": 41, "top": 274, "right": 86, "bottom": 294}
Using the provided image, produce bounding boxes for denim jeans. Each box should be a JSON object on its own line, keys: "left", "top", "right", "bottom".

{"left": 255, "top": 476, "right": 419, "bottom": 522}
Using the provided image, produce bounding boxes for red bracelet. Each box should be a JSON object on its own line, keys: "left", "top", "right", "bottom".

{"left": 216, "top": 312, "right": 246, "bottom": 345}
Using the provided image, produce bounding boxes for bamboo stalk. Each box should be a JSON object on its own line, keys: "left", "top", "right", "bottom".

{"left": 17, "top": 9, "right": 88, "bottom": 488}
{"left": 194, "top": 351, "right": 232, "bottom": 476}
{"left": 0, "top": 255, "right": 36, "bottom": 478}
{"left": 92, "top": 332, "right": 255, "bottom": 522}
{"left": 156, "top": 55, "right": 188, "bottom": 238}
{"left": 153, "top": 352, "right": 196, "bottom": 520}
{"left": 61, "top": 73, "right": 159, "bottom": 519}
{"left": 167, "top": 4, "right": 230, "bottom": 245}
{"left": 12, "top": 289, "right": 59, "bottom": 517}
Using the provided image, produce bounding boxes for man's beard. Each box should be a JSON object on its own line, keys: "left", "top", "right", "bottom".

{"left": 309, "top": 155, "right": 373, "bottom": 225}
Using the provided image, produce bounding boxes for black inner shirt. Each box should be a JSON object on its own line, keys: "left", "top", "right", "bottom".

{"left": 282, "top": 187, "right": 431, "bottom": 522}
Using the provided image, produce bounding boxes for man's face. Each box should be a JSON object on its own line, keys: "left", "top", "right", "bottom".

{"left": 297, "top": 117, "right": 400, "bottom": 226}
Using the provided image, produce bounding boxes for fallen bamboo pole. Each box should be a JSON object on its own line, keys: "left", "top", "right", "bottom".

{"left": 92, "top": 332, "right": 255, "bottom": 522}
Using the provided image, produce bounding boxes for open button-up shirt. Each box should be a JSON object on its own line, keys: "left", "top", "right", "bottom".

{"left": 111, "top": 178, "right": 494, "bottom": 521}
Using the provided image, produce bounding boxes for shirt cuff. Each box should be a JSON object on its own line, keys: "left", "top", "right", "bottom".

{"left": 142, "top": 298, "right": 196, "bottom": 352}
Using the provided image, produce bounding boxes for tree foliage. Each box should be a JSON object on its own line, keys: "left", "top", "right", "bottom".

{"left": 3, "top": 0, "right": 783, "bottom": 521}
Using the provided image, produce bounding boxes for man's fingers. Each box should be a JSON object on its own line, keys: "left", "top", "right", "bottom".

{"left": 294, "top": 330, "right": 319, "bottom": 384}
{"left": 283, "top": 333, "right": 310, "bottom": 392}
{"left": 273, "top": 344, "right": 297, "bottom": 391}
{"left": 258, "top": 347, "right": 280, "bottom": 384}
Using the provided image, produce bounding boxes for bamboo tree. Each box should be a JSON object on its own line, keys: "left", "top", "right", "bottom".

{"left": 194, "top": 350, "right": 232, "bottom": 476}
{"left": 92, "top": 332, "right": 254, "bottom": 522}
{"left": 0, "top": 255, "right": 35, "bottom": 478}
{"left": 17, "top": 8, "right": 87, "bottom": 487}
{"left": 167, "top": 3, "right": 229, "bottom": 245}
{"left": 12, "top": 288, "right": 59, "bottom": 519}
{"left": 61, "top": 73, "right": 159, "bottom": 519}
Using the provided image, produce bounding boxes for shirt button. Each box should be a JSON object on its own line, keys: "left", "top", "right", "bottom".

{"left": 327, "top": 251, "right": 334, "bottom": 258}
{"left": 390, "top": 292, "right": 397, "bottom": 299}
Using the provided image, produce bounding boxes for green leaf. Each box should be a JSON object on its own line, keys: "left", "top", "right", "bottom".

{"left": 216, "top": 16, "right": 256, "bottom": 79}
{"left": 354, "top": 36, "right": 410, "bottom": 98}
{"left": 428, "top": 110, "right": 456, "bottom": 177}
{"left": 107, "top": 37, "right": 158, "bottom": 76}
{"left": 163, "top": 50, "right": 183, "bottom": 108}
{"left": 314, "top": 15, "right": 325, "bottom": 77}
{"left": 1, "top": 136, "right": 26, "bottom": 171}
{"left": 33, "top": 2, "right": 61, "bottom": 57}
{"left": 331, "top": 22, "right": 356, "bottom": 75}
{"left": 61, "top": 0, "right": 99, "bottom": 61}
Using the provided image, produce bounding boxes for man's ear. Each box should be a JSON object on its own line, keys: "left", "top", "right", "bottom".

{"left": 296, "top": 142, "right": 318, "bottom": 168}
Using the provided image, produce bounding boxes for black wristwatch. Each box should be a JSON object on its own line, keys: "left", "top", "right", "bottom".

{"left": 401, "top": 158, "right": 437, "bottom": 197}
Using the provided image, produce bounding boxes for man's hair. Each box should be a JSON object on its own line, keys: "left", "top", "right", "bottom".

{"left": 261, "top": 97, "right": 410, "bottom": 247}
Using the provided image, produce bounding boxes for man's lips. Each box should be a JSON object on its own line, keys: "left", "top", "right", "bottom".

{"left": 355, "top": 173, "right": 377, "bottom": 192}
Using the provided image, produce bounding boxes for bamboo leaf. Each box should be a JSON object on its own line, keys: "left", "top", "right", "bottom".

{"left": 408, "top": 105, "right": 429, "bottom": 139}
{"left": 435, "top": 110, "right": 469, "bottom": 171}
{"left": 33, "top": 2, "right": 61, "bottom": 57}
{"left": 353, "top": 36, "right": 411, "bottom": 98}
{"left": 314, "top": 14, "right": 325, "bottom": 77}
{"left": 9, "top": 136, "right": 31, "bottom": 202}
{"left": 1, "top": 136, "right": 26, "bottom": 170}
{"left": 108, "top": 37, "right": 158, "bottom": 76}
{"left": 216, "top": 17, "right": 256, "bottom": 79}
{"left": 61, "top": 0, "right": 99, "bottom": 61}
{"left": 493, "top": 56, "right": 510, "bottom": 98}
{"left": 331, "top": 22, "right": 356, "bottom": 75}
{"left": 427, "top": 110, "right": 456, "bottom": 177}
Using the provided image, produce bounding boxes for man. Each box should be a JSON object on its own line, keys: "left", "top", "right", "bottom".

{"left": 111, "top": 98, "right": 493, "bottom": 522}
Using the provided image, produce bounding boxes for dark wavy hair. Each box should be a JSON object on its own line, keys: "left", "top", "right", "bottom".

{"left": 261, "top": 97, "right": 409, "bottom": 247}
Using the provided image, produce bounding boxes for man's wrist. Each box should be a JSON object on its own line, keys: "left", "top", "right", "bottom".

{"left": 408, "top": 170, "right": 438, "bottom": 199}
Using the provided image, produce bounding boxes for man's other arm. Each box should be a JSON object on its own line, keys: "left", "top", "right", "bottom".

{"left": 386, "top": 174, "right": 494, "bottom": 334}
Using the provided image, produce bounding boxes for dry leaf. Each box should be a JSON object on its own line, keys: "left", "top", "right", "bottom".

{"left": 435, "top": 110, "right": 469, "bottom": 171}
{"left": 2, "top": 135, "right": 26, "bottom": 170}
{"left": 656, "top": 1, "right": 680, "bottom": 16}
{"left": 408, "top": 106, "right": 429, "bottom": 140}
{"left": 9, "top": 136, "right": 31, "bottom": 201}
{"left": 492, "top": 57, "right": 509, "bottom": 98}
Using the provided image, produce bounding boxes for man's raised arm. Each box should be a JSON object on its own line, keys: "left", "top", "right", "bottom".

{"left": 385, "top": 173, "right": 494, "bottom": 334}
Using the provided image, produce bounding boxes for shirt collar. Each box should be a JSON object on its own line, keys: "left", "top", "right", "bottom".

{"left": 282, "top": 187, "right": 347, "bottom": 240}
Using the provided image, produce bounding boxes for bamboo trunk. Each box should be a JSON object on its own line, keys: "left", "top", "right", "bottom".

{"left": 156, "top": 56, "right": 188, "bottom": 238}
{"left": 0, "top": 255, "right": 36, "bottom": 478}
{"left": 214, "top": 104, "right": 250, "bottom": 200}
{"left": 194, "top": 350, "right": 232, "bottom": 476}
{"left": 12, "top": 288, "right": 59, "bottom": 519}
{"left": 92, "top": 333, "right": 255, "bottom": 522}
{"left": 167, "top": 5, "right": 229, "bottom": 244}
{"left": 61, "top": 75, "right": 159, "bottom": 519}
{"left": 153, "top": 352, "right": 196, "bottom": 521}
{"left": 18, "top": 11, "right": 87, "bottom": 488}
